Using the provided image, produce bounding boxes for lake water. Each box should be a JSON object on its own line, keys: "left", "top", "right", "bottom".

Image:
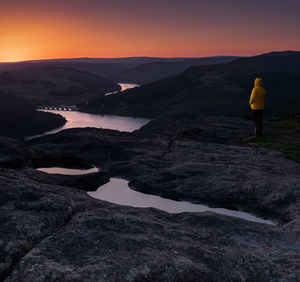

{"left": 88, "top": 178, "right": 275, "bottom": 225}
{"left": 26, "top": 111, "right": 150, "bottom": 140}
{"left": 26, "top": 83, "right": 149, "bottom": 140}
{"left": 105, "top": 83, "right": 139, "bottom": 96}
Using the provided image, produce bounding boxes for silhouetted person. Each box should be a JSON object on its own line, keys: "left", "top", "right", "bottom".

{"left": 249, "top": 77, "right": 266, "bottom": 137}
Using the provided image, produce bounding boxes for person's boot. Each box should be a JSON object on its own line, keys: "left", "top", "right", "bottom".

{"left": 254, "top": 127, "right": 258, "bottom": 138}
{"left": 246, "top": 128, "right": 257, "bottom": 141}
{"left": 256, "top": 126, "right": 262, "bottom": 137}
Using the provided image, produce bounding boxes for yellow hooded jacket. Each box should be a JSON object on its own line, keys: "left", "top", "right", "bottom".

{"left": 249, "top": 78, "right": 266, "bottom": 110}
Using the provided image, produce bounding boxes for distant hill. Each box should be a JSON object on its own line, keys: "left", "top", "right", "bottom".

{"left": 80, "top": 51, "right": 300, "bottom": 118}
{"left": 0, "top": 56, "right": 238, "bottom": 85}
{"left": 0, "top": 56, "right": 194, "bottom": 65}
{"left": 0, "top": 66, "right": 120, "bottom": 106}
{"left": 0, "top": 92, "right": 66, "bottom": 139}
{"left": 114, "top": 56, "right": 239, "bottom": 84}
{"left": 0, "top": 57, "right": 177, "bottom": 81}
{"left": 0, "top": 64, "right": 122, "bottom": 138}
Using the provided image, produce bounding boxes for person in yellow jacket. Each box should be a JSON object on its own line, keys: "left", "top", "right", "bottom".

{"left": 249, "top": 77, "right": 266, "bottom": 137}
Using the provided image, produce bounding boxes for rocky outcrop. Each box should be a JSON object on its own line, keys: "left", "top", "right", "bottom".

{"left": 0, "top": 137, "right": 31, "bottom": 168}
{"left": 1, "top": 169, "right": 299, "bottom": 281}
{"left": 1, "top": 116, "right": 300, "bottom": 281}
{"left": 27, "top": 117, "right": 300, "bottom": 226}
{"left": 22, "top": 168, "right": 110, "bottom": 191}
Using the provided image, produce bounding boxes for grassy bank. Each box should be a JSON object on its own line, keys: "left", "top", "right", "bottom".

{"left": 250, "top": 119, "right": 300, "bottom": 162}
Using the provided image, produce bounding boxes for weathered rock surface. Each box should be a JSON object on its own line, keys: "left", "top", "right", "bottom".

{"left": 1, "top": 169, "right": 299, "bottom": 282}
{"left": 27, "top": 117, "right": 300, "bottom": 226}
{"left": 22, "top": 168, "right": 110, "bottom": 191}
{"left": 0, "top": 137, "right": 31, "bottom": 168}
{"left": 1, "top": 116, "right": 299, "bottom": 281}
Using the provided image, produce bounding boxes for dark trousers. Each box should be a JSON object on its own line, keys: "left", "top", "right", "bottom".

{"left": 252, "top": 110, "right": 263, "bottom": 137}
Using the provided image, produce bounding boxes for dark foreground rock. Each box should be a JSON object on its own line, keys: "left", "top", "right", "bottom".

{"left": 1, "top": 116, "right": 300, "bottom": 281}
{"left": 0, "top": 137, "right": 31, "bottom": 168}
{"left": 1, "top": 169, "right": 299, "bottom": 282}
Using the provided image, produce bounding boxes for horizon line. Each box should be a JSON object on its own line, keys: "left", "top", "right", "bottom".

{"left": 0, "top": 50, "right": 298, "bottom": 63}
{"left": 0, "top": 55, "right": 243, "bottom": 64}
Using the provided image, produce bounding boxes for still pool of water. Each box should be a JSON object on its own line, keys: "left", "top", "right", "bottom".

{"left": 36, "top": 166, "right": 275, "bottom": 225}
{"left": 37, "top": 167, "right": 99, "bottom": 175}
{"left": 88, "top": 178, "right": 275, "bottom": 225}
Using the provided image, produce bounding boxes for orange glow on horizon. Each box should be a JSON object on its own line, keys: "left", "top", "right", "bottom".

{"left": 1, "top": 1, "right": 299, "bottom": 62}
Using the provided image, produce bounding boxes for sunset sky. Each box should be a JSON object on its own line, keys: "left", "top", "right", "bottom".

{"left": 1, "top": 0, "right": 300, "bottom": 62}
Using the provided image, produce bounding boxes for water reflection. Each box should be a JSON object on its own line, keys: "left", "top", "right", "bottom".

{"left": 105, "top": 83, "right": 139, "bottom": 96}
{"left": 26, "top": 110, "right": 150, "bottom": 140}
{"left": 26, "top": 82, "right": 148, "bottom": 140}
{"left": 119, "top": 83, "right": 139, "bottom": 91}
{"left": 37, "top": 167, "right": 99, "bottom": 175}
{"left": 88, "top": 178, "right": 275, "bottom": 225}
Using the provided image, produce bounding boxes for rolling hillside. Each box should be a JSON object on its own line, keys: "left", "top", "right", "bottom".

{"left": 80, "top": 51, "right": 300, "bottom": 118}
{"left": 0, "top": 56, "right": 238, "bottom": 85}
{"left": 114, "top": 56, "right": 239, "bottom": 84}
{"left": 0, "top": 66, "right": 120, "bottom": 106}
{"left": 0, "top": 57, "right": 170, "bottom": 81}
{"left": 0, "top": 92, "right": 66, "bottom": 138}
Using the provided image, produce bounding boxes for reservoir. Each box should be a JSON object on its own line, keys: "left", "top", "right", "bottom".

{"left": 105, "top": 83, "right": 139, "bottom": 95}
{"left": 26, "top": 83, "right": 150, "bottom": 140}
{"left": 27, "top": 111, "right": 150, "bottom": 139}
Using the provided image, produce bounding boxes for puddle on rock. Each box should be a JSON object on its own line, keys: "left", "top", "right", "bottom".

{"left": 88, "top": 178, "right": 275, "bottom": 225}
{"left": 37, "top": 166, "right": 99, "bottom": 175}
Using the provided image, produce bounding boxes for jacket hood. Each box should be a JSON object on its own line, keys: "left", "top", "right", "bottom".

{"left": 254, "top": 77, "right": 263, "bottom": 87}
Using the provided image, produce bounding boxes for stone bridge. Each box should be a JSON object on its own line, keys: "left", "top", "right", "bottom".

{"left": 38, "top": 105, "right": 79, "bottom": 111}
